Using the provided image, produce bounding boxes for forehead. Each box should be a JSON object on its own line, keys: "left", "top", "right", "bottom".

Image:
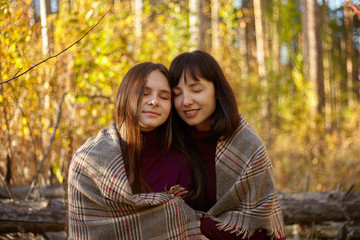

{"left": 146, "top": 70, "right": 170, "bottom": 90}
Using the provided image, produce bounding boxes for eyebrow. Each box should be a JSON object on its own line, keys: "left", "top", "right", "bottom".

{"left": 173, "top": 82, "right": 204, "bottom": 90}
{"left": 145, "top": 87, "right": 171, "bottom": 94}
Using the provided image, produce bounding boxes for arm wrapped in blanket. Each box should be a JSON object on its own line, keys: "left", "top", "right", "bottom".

{"left": 208, "top": 116, "right": 285, "bottom": 239}
{"left": 68, "top": 123, "right": 205, "bottom": 240}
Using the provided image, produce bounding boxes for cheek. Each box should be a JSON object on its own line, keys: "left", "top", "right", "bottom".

{"left": 163, "top": 101, "right": 172, "bottom": 115}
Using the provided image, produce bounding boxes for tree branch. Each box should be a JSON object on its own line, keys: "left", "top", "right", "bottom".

{"left": 25, "top": 92, "right": 68, "bottom": 200}
{"left": 0, "top": 7, "right": 112, "bottom": 86}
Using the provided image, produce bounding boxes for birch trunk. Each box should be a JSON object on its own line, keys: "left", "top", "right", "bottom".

{"left": 211, "top": 0, "right": 220, "bottom": 52}
{"left": 189, "top": 0, "right": 200, "bottom": 51}
{"left": 39, "top": 0, "right": 49, "bottom": 56}
{"left": 133, "top": 0, "right": 142, "bottom": 55}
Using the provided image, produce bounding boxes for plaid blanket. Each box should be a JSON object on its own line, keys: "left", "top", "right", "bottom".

{"left": 208, "top": 115, "right": 285, "bottom": 239}
{"left": 68, "top": 117, "right": 285, "bottom": 239}
{"left": 68, "top": 123, "right": 206, "bottom": 240}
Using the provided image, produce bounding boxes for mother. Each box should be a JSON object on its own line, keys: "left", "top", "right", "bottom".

{"left": 169, "top": 51, "right": 286, "bottom": 240}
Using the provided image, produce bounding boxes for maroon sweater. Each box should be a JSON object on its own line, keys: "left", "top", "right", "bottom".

{"left": 140, "top": 129, "right": 191, "bottom": 192}
{"left": 188, "top": 127, "right": 275, "bottom": 240}
{"left": 139, "top": 128, "right": 280, "bottom": 240}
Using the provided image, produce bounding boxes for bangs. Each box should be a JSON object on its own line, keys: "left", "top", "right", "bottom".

{"left": 183, "top": 64, "right": 203, "bottom": 83}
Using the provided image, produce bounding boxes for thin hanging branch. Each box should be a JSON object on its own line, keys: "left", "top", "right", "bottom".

{"left": 25, "top": 92, "right": 68, "bottom": 200}
{"left": 0, "top": 7, "right": 112, "bottom": 86}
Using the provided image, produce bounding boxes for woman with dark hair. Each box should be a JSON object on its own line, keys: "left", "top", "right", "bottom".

{"left": 68, "top": 62, "right": 204, "bottom": 240}
{"left": 169, "top": 51, "right": 286, "bottom": 240}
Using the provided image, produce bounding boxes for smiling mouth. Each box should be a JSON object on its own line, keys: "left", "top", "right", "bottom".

{"left": 184, "top": 109, "right": 199, "bottom": 117}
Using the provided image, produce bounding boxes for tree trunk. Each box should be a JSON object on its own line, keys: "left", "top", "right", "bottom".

{"left": 253, "top": 0, "right": 270, "bottom": 141}
{"left": 39, "top": 0, "right": 49, "bottom": 56}
{"left": 253, "top": 0, "right": 266, "bottom": 80}
{"left": 0, "top": 185, "right": 65, "bottom": 199}
{"left": 199, "top": 0, "right": 210, "bottom": 51}
{"left": 211, "top": 0, "right": 220, "bottom": 52}
{"left": 301, "top": 0, "right": 309, "bottom": 80}
{"left": 0, "top": 199, "right": 65, "bottom": 233}
{"left": 238, "top": 15, "right": 248, "bottom": 85}
{"left": 306, "top": 0, "right": 325, "bottom": 115}
{"left": 246, "top": 1, "right": 257, "bottom": 72}
{"left": 344, "top": 7, "right": 355, "bottom": 107}
{"left": 279, "top": 191, "right": 360, "bottom": 224}
{"left": 189, "top": 0, "right": 200, "bottom": 51}
{"left": 133, "top": 0, "right": 142, "bottom": 55}
{"left": 272, "top": 0, "right": 280, "bottom": 76}
{"left": 322, "top": 2, "right": 332, "bottom": 131}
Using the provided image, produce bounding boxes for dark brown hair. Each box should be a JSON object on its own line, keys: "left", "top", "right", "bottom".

{"left": 169, "top": 50, "right": 240, "bottom": 210}
{"left": 115, "top": 62, "right": 171, "bottom": 193}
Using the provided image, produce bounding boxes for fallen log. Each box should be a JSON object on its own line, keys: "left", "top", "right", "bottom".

{"left": 0, "top": 199, "right": 65, "bottom": 233}
{"left": 0, "top": 184, "right": 65, "bottom": 200}
{"left": 0, "top": 189, "right": 359, "bottom": 233}
{"left": 278, "top": 191, "right": 360, "bottom": 224}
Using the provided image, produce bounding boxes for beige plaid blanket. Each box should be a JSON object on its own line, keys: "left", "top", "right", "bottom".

{"left": 68, "top": 116, "right": 285, "bottom": 239}
{"left": 68, "top": 123, "right": 205, "bottom": 240}
{"left": 208, "top": 115, "right": 285, "bottom": 239}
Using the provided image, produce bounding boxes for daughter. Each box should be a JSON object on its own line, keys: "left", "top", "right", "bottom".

{"left": 67, "top": 62, "right": 205, "bottom": 240}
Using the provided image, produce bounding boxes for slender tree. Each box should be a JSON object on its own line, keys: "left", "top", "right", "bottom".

{"left": 254, "top": 0, "right": 270, "bottom": 139}
{"left": 211, "top": 0, "right": 220, "bottom": 52}
{"left": 133, "top": 0, "right": 143, "bottom": 56}
{"left": 39, "top": 0, "right": 49, "bottom": 56}
{"left": 189, "top": 0, "right": 200, "bottom": 50}
{"left": 304, "top": 0, "right": 325, "bottom": 115}
{"left": 344, "top": 6, "right": 354, "bottom": 107}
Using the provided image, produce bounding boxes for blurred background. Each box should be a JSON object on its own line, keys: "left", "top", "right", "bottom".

{"left": 0, "top": 0, "right": 359, "bottom": 193}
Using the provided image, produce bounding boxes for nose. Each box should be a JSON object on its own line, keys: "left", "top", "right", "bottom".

{"left": 148, "top": 97, "right": 159, "bottom": 106}
{"left": 182, "top": 92, "right": 193, "bottom": 107}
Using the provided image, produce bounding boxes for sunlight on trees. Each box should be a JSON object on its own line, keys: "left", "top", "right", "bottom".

{"left": 0, "top": 0, "right": 359, "bottom": 193}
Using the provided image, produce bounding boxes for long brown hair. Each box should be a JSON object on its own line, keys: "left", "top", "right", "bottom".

{"left": 114, "top": 62, "right": 171, "bottom": 193}
{"left": 169, "top": 51, "right": 240, "bottom": 210}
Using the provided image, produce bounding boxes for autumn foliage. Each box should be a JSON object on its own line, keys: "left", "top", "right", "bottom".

{"left": 0, "top": 0, "right": 359, "bottom": 193}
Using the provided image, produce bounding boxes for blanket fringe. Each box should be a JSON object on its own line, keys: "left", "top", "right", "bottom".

{"left": 211, "top": 216, "right": 285, "bottom": 240}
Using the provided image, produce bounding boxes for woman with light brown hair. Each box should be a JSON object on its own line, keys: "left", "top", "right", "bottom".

{"left": 67, "top": 62, "right": 205, "bottom": 240}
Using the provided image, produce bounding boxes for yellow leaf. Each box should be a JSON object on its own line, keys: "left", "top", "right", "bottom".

{"left": 23, "top": 127, "right": 29, "bottom": 135}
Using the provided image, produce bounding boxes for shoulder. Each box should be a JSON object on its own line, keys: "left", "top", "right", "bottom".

{"left": 220, "top": 115, "right": 265, "bottom": 151}
{"left": 69, "top": 123, "right": 122, "bottom": 176}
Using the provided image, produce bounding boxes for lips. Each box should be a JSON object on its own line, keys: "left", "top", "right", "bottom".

{"left": 184, "top": 109, "right": 199, "bottom": 117}
{"left": 143, "top": 111, "right": 160, "bottom": 116}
